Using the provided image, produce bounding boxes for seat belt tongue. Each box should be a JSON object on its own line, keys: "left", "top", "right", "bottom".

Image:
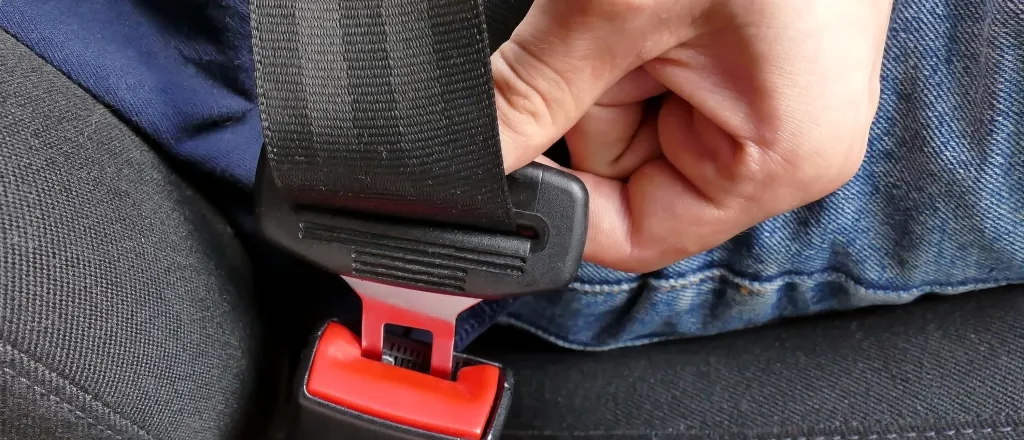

{"left": 344, "top": 275, "right": 480, "bottom": 379}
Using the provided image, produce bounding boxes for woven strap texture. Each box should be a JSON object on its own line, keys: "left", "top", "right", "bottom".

{"left": 250, "top": 0, "right": 518, "bottom": 231}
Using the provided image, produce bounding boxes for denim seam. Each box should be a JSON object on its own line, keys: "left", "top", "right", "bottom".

{"left": 502, "top": 426, "right": 1016, "bottom": 438}
{"left": 505, "top": 274, "right": 1024, "bottom": 351}
{"left": 570, "top": 267, "right": 1024, "bottom": 296}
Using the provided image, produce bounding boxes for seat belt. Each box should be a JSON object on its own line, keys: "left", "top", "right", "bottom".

{"left": 248, "top": 1, "right": 587, "bottom": 438}
{"left": 251, "top": 0, "right": 518, "bottom": 232}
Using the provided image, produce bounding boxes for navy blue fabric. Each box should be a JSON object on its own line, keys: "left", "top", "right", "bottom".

{"left": 0, "top": 0, "right": 263, "bottom": 188}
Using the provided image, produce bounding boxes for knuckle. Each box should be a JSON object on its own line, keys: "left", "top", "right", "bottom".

{"left": 779, "top": 127, "right": 870, "bottom": 200}
{"left": 725, "top": 126, "right": 866, "bottom": 209}
{"left": 710, "top": 139, "right": 788, "bottom": 205}
{"left": 809, "top": 118, "right": 872, "bottom": 190}
{"left": 823, "top": 137, "right": 868, "bottom": 191}
{"left": 491, "top": 40, "right": 575, "bottom": 138}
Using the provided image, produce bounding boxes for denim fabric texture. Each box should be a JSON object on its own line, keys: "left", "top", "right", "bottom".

{"left": 501, "top": 0, "right": 1024, "bottom": 349}
{"left": 1, "top": 0, "right": 1022, "bottom": 350}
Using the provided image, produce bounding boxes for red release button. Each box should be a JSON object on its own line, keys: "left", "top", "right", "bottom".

{"left": 305, "top": 323, "right": 500, "bottom": 440}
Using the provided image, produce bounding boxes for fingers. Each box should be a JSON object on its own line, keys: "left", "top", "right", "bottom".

{"left": 490, "top": 0, "right": 679, "bottom": 172}
{"left": 577, "top": 159, "right": 730, "bottom": 273}
{"left": 577, "top": 95, "right": 859, "bottom": 273}
{"left": 566, "top": 103, "right": 661, "bottom": 180}
{"left": 494, "top": 0, "right": 887, "bottom": 274}
{"left": 565, "top": 69, "right": 667, "bottom": 179}
{"left": 595, "top": 68, "right": 670, "bottom": 107}
{"left": 579, "top": 24, "right": 880, "bottom": 273}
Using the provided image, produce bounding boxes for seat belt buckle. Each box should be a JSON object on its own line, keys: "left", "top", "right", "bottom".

{"left": 257, "top": 150, "right": 585, "bottom": 437}
{"left": 289, "top": 322, "right": 514, "bottom": 440}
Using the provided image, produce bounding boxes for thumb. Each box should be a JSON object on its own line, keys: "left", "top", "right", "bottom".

{"left": 490, "top": 0, "right": 660, "bottom": 172}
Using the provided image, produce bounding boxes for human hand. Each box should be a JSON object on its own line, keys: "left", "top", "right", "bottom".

{"left": 492, "top": 0, "right": 893, "bottom": 273}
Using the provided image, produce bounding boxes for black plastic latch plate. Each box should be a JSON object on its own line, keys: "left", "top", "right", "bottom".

{"left": 256, "top": 149, "right": 589, "bottom": 301}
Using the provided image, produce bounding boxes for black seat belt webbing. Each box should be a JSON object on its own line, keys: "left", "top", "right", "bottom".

{"left": 248, "top": 0, "right": 586, "bottom": 300}
{"left": 250, "top": 0, "right": 516, "bottom": 232}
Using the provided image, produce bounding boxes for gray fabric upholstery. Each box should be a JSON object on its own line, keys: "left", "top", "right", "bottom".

{"left": 0, "top": 29, "right": 260, "bottom": 440}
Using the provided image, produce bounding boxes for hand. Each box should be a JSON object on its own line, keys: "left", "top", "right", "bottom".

{"left": 492, "top": 0, "right": 893, "bottom": 273}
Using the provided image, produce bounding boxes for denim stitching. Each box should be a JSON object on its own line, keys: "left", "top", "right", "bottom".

{"left": 569, "top": 267, "right": 1024, "bottom": 297}
{"left": 570, "top": 281, "right": 642, "bottom": 293}
{"left": 500, "top": 274, "right": 1024, "bottom": 351}
{"left": 0, "top": 366, "right": 124, "bottom": 440}
{"left": 650, "top": 271, "right": 1024, "bottom": 296}
{"left": 503, "top": 426, "right": 1015, "bottom": 438}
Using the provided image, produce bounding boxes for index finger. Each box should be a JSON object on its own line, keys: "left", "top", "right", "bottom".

{"left": 490, "top": 0, "right": 677, "bottom": 172}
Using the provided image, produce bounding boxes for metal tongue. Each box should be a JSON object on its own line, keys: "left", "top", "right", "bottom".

{"left": 343, "top": 276, "right": 480, "bottom": 380}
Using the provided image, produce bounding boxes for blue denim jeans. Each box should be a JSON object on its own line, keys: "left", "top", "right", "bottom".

{"left": 493, "top": 0, "right": 1024, "bottom": 350}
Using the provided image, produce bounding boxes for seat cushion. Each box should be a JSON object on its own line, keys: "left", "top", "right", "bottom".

{"left": 0, "top": 29, "right": 262, "bottom": 440}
